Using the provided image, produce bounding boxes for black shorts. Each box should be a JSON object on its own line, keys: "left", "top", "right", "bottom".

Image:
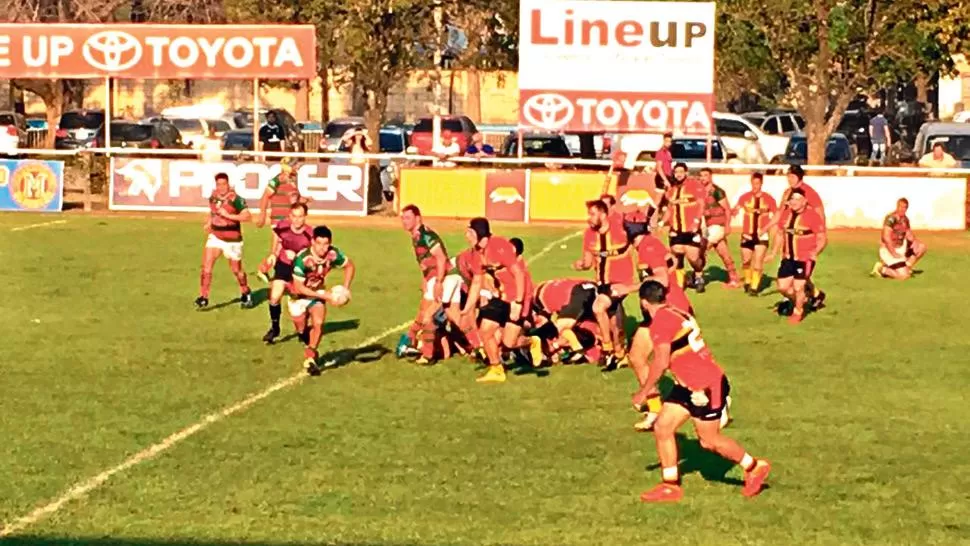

{"left": 273, "top": 260, "right": 294, "bottom": 282}
{"left": 778, "top": 259, "right": 815, "bottom": 280}
{"left": 478, "top": 298, "right": 527, "bottom": 327}
{"left": 596, "top": 284, "right": 626, "bottom": 316}
{"left": 558, "top": 284, "right": 597, "bottom": 321}
{"left": 669, "top": 231, "right": 703, "bottom": 248}
{"left": 667, "top": 375, "right": 731, "bottom": 421}
{"left": 740, "top": 235, "right": 769, "bottom": 251}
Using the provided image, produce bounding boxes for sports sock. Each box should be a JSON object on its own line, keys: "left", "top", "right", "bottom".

{"left": 419, "top": 325, "right": 436, "bottom": 358}
{"left": 646, "top": 396, "right": 662, "bottom": 413}
{"left": 561, "top": 329, "right": 583, "bottom": 351}
{"left": 740, "top": 453, "right": 757, "bottom": 472}
{"left": 200, "top": 270, "right": 212, "bottom": 298}
{"left": 751, "top": 271, "right": 763, "bottom": 290}
{"left": 661, "top": 466, "right": 680, "bottom": 484}
{"left": 743, "top": 267, "right": 752, "bottom": 285}
{"left": 269, "top": 303, "right": 281, "bottom": 329}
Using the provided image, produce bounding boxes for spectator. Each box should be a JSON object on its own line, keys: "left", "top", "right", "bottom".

{"left": 869, "top": 111, "right": 891, "bottom": 165}
{"left": 432, "top": 129, "right": 461, "bottom": 167}
{"left": 341, "top": 126, "right": 373, "bottom": 165}
{"left": 654, "top": 132, "right": 673, "bottom": 188}
{"left": 259, "top": 111, "right": 286, "bottom": 154}
{"left": 918, "top": 142, "right": 957, "bottom": 169}
{"left": 466, "top": 132, "right": 495, "bottom": 158}
{"left": 200, "top": 125, "right": 222, "bottom": 163}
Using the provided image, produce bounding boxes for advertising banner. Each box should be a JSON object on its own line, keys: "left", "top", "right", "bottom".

{"left": 398, "top": 168, "right": 487, "bottom": 218}
{"left": 110, "top": 159, "right": 368, "bottom": 216}
{"left": 485, "top": 171, "right": 528, "bottom": 222}
{"left": 0, "top": 159, "right": 64, "bottom": 212}
{"left": 518, "top": 0, "right": 716, "bottom": 133}
{"left": 0, "top": 24, "right": 316, "bottom": 79}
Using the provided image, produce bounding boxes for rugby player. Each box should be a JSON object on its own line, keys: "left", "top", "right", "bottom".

{"left": 772, "top": 165, "right": 827, "bottom": 306}
{"left": 528, "top": 278, "right": 599, "bottom": 366}
{"left": 446, "top": 247, "right": 485, "bottom": 358}
{"left": 766, "top": 189, "right": 827, "bottom": 324}
{"left": 262, "top": 203, "right": 314, "bottom": 344}
{"left": 699, "top": 168, "right": 740, "bottom": 288}
{"left": 733, "top": 173, "right": 777, "bottom": 294}
{"left": 661, "top": 163, "right": 707, "bottom": 292}
{"left": 289, "top": 226, "right": 355, "bottom": 375}
{"left": 196, "top": 172, "right": 253, "bottom": 310}
{"left": 631, "top": 280, "right": 770, "bottom": 502}
{"left": 397, "top": 205, "right": 456, "bottom": 366}
{"left": 256, "top": 161, "right": 309, "bottom": 282}
{"left": 466, "top": 217, "right": 533, "bottom": 383}
{"left": 574, "top": 199, "right": 638, "bottom": 369}
{"left": 871, "top": 198, "right": 928, "bottom": 280}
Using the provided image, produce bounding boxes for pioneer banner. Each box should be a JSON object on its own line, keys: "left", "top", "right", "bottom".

{"left": 518, "top": 0, "right": 715, "bottom": 133}
{"left": 0, "top": 24, "right": 316, "bottom": 79}
{"left": 110, "top": 159, "right": 367, "bottom": 216}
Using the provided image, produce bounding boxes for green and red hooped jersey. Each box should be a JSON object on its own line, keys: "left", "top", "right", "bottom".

{"left": 703, "top": 184, "right": 729, "bottom": 226}
{"left": 267, "top": 174, "right": 301, "bottom": 223}
{"left": 292, "top": 247, "right": 347, "bottom": 291}
{"left": 209, "top": 191, "right": 248, "bottom": 242}
{"left": 411, "top": 225, "right": 456, "bottom": 280}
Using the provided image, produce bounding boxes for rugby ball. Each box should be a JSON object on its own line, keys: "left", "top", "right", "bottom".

{"left": 329, "top": 285, "right": 351, "bottom": 306}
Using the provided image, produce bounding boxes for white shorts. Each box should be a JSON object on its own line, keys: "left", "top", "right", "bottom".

{"left": 422, "top": 274, "right": 465, "bottom": 304}
{"left": 206, "top": 234, "right": 244, "bottom": 262}
{"left": 705, "top": 225, "right": 727, "bottom": 245}
{"left": 879, "top": 243, "right": 908, "bottom": 267}
{"left": 288, "top": 290, "right": 326, "bottom": 317}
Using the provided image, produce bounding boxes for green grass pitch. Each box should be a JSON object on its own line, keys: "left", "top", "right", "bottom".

{"left": 1, "top": 214, "right": 968, "bottom": 546}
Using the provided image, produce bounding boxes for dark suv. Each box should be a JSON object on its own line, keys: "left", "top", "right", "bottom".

{"left": 94, "top": 119, "right": 188, "bottom": 154}
{"left": 55, "top": 110, "right": 105, "bottom": 149}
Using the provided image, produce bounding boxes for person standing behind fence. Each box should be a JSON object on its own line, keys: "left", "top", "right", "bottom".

{"left": 341, "top": 127, "right": 373, "bottom": 165}
{"left": 465, "top": 132, "right": 495, "bottom": 158}
{"left": 918, "top": 142, "right": 957, "bottom": 169}
{"left": 869, "top": 111, "right": 891, "bottom": 165}
{"left": 432, "top": 130, "right": 461, "bottom": 167}
{"left": 200, "top": 126, "right": 222, "bottom": 163}
{"left": 259, "top": 111, "right": 286, "bottom": 156}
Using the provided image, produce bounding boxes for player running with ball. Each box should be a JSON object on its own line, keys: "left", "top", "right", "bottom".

{"left": 289, "top": 226, "right": 355, "bottom": 375}
{"left": 631, "top": 280, "right": 770, "bottom": 502}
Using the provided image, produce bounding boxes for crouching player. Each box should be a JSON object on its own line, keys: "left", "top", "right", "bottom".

{"left": 529, "top": 279, "right": 599, "bottom": 366}
{"left": 289, "top": 226, "right": 355, "bottom": 375}
{"left": 872, "top": 198, "right": 927, "bottom": 280}
{"left": 631, "top": 281, "right": 770, "bottom": 502}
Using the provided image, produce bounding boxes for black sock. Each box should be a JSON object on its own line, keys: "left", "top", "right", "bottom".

{"left": 299, "top": 328, "right": 310, "bottom": 345}
{"left": 269, "top": 303, "right": 281, "bottom": 329}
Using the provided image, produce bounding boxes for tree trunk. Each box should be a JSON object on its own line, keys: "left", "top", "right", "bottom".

{"left": 320, "top": 66, "right": 331, "bottom": 123}
{"left": 466, "top": 67, "right": 482, "bottom": 123}
{"left": 801, "top": 95, "right": 829, "bottom": 165}
{"left": 914, "top": 73, "right": 929, "bottom": 105}
{"left": 295, "top": 80, "right": 310, "bottom": 120}
{"left": 44, "top": 85, "right": 64, "bottom": 148}
{"left": 363, "top": 88, "right": 386, "bottom": 137}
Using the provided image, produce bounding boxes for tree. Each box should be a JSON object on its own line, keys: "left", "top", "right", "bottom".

{"left": 724, "top": 0, "right": 970, "bottom": 164}
{"left": 336, "top": 1, "right": 439, "bottom": 135}
{"left": 0, "top": 0, "right": 128, "bottom": 146}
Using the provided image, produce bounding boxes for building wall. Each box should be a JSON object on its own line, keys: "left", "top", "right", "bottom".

{"left": 17, "top": 70, "right": 521, "bottom": 124}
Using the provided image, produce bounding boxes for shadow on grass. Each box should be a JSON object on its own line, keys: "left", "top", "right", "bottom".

{"left": 274, "top": 319, "right": 362, "bottom": 345}
{"left": 0, "top": 538, "right": 464, "bottom": 546}
{"left": 199, "top": 288, "right": 269, "bottom": 312}
{"left": 319, "top": 342, "right": 390, "bottom": 371}
{"left": 643, "top": 432, "right": 744, "bottom": 487}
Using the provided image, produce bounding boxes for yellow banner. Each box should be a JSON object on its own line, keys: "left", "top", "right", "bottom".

{"left": 529, "top": 170, "right": 616, "bottom": 222}
{"left": 399, "top": 168, "right": 486, "bottom": 218}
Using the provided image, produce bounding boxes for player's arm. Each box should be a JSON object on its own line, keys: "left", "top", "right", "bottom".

{"left": 463, "top": 274, "right": 482, "bottom": 315}
{"left": 719, "top": 195, "right": 732, "bottom": 233}
{"left": 430, "top": 243, "right": 448, "bottom": 300}
{"left": 815, "top": 230, "right": 828, "bottom": 256}
{"left": 257, "top": 185, "right": 274, "bottom": 227}
{"left": 881, "top": 223, "right": 900, "bottom": 257}
{"left": 632, "top": 341, "right": 671, "bottom": 406}
{"left": 572, "top": 249, "right": 594, "bottom": 271}
{"left": 291, "top": 275, "right": 324, "bottom": 300}
{"left": 644, "top": 265, "right": 670, "bottom": 288}
{"left": 339, "top": 256, "right": 355, "bottom": 290}
{"left": 766, "top": 224, "right": 783, "bottom": 261}
{"left": 219, "top": 197, "right": 251, "bottom": 222}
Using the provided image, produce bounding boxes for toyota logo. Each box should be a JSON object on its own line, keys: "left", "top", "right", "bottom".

{"left": 82, "top": 31, "right": 143, "bottom": 72}
{"left": 522, "top": 93, "right": 574, "bottom": 130}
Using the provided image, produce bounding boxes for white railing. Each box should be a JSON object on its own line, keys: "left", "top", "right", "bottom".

{"left": 11, "top": 147, "right": 970, "bottom": 176}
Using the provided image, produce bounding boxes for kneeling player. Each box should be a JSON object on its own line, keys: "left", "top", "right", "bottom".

{"left": 289, "top": 226, "right": 356, "bottom": 375}
{"left": 196, "top": 172, "right": 253, "bottom": 309}
{"left": 872, "top": 197, "right": 927, "bottom": 280}
{"left": 630, "top": 281, "right": 770, "bottom": 502}
{"left": 767, "top": 189, "right": 826, "bottom": 324}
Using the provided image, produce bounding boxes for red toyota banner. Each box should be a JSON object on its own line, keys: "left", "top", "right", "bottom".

{"left": 0, "top": 24, "right": 316, "bottom": 79}
{"left": 110, "top": 158, "right": 368, "bottom": 216}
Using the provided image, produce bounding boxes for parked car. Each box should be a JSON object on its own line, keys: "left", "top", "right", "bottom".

{"left": 669, "top": 136, "right": 737, "bottom": 164}
{"left": 410, "top": 115, "right": 477, "bottom": 155}
{"left": 913, "top": 122, "right": 970, "bottom": 168}
{"left": 0, "top": 111, "right": 28, "bottom": 156}
{"left": 715, "top": 111, "right": 788, "bottom": 163}
{"left": 320, "top": 117, "right": 365, "bottom": 152}
{"left": 334, "top": 125, "right": 410, "bottom": 198}
{"left": 561, "top": 133, "right": 613, "bottom": 158}
{"left": 94, "top": 119, "right": 188, "bottom": 153}
{"left": 501, "top": 132, "right": 572, "bottom": 159}
{"left": 221, "top": 129, "right": 256, "bottom": 160}
{"left": 54, "top": 109, "right": 105, "bottom": 150}
{"left": 142, "top": 118, "right": 228, "bottom": 148}
{"left": 26, "top": 117, "right": 47, "bottom": 131}
{"left": 782, "top": 133, "right": 855, "bottom": 166}
{"left": 297, "top": 121, "right": 323, "bottom": 132}
{"left": 742, "top": 110, "right": 805, "bottom": 136}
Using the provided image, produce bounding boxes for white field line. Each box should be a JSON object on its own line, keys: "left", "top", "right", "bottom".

{"left": 0, "top": 229, "right": 581, "bottom": 538}
{"left": 9, "top": 220, "right": 67, "bottom": 232}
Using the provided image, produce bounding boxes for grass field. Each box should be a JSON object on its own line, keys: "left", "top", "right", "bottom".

{"left": 1, "top": 213, "right": 969, "bottom": 546}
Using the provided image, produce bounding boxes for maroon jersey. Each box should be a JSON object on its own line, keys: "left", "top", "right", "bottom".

{"left": 273, "top": 221, "right": 313, "bottom": 265}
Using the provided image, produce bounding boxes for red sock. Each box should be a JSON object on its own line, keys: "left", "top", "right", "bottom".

{"left": 200, "top": 270, "right": 212, "bottom": 298}
{"left": 407, "top": 321, "right": 422, "bottom": 341}
{"left": 461, "top": 324, "right": 482, "bottom": 348}
{"left": 233, "top": 267, "right": 250, "bottom": 293}
{"left": 419, "top": 326, "right": 436, "bottom": 358}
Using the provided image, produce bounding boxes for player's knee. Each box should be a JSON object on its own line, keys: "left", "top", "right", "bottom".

{"left": 653, "top": 418, "right": 677, "bottom": 439}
